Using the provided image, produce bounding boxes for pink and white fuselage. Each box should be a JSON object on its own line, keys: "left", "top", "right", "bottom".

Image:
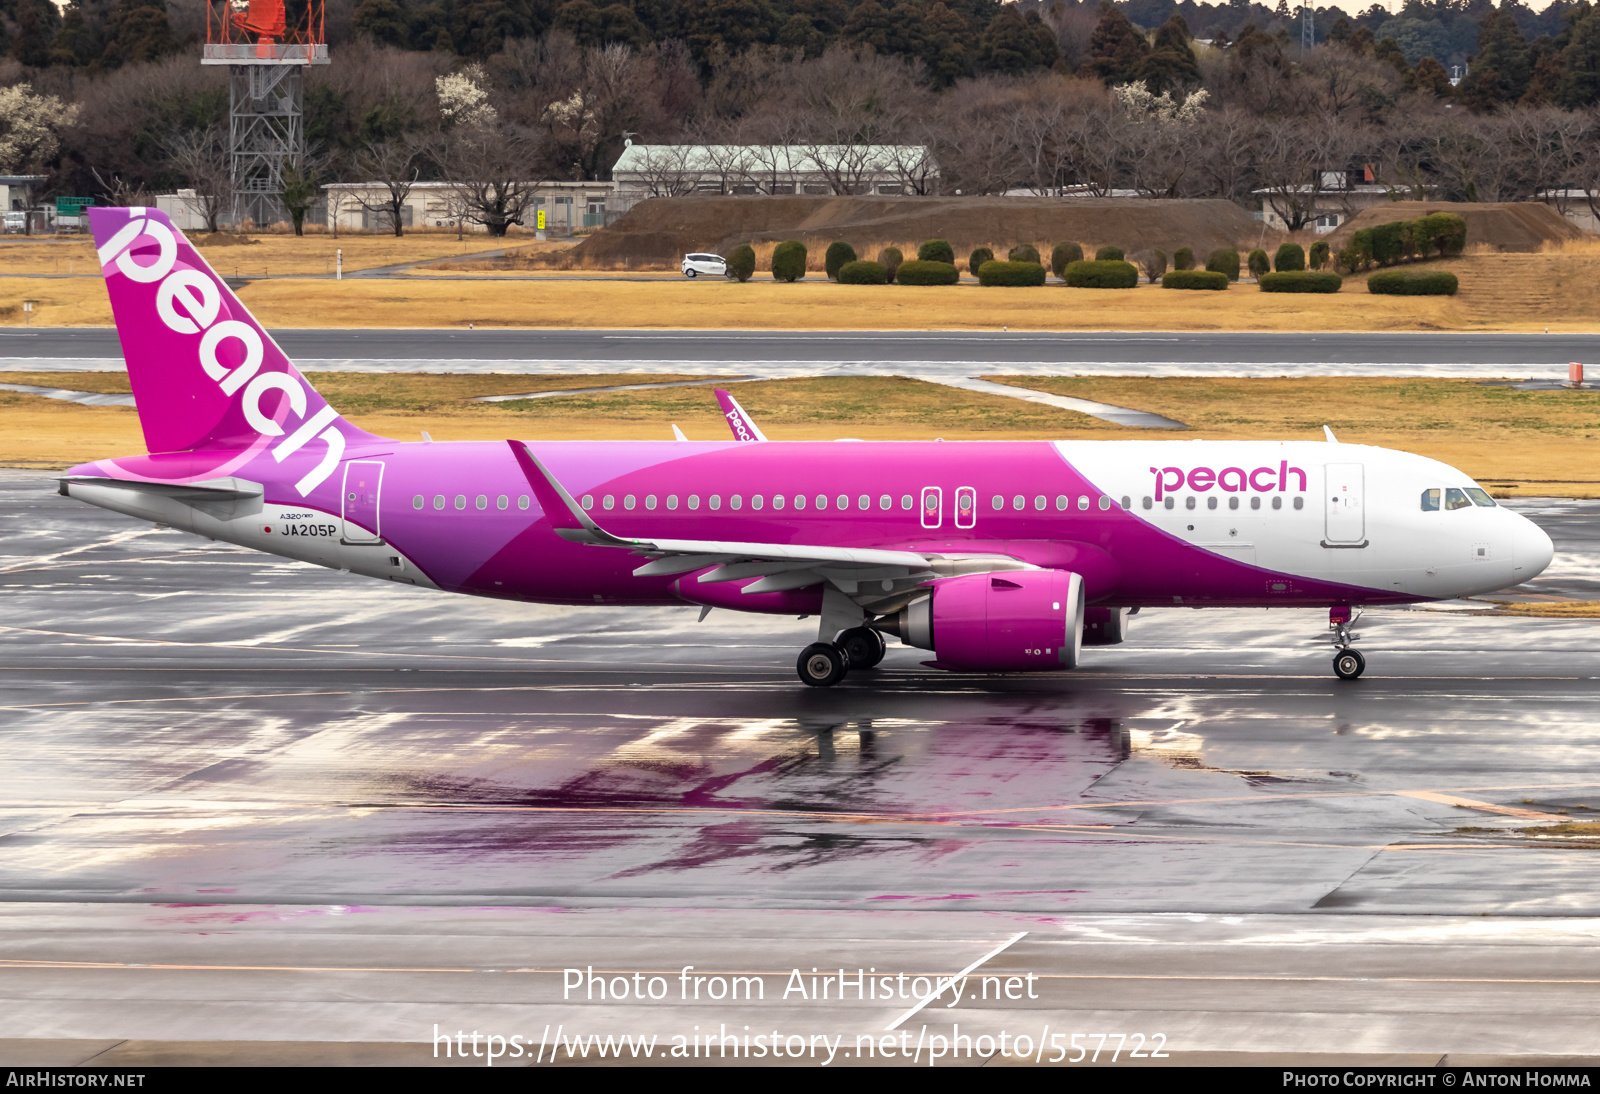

{"left": 62, "top": 208, "right": 1554, "bottom": 685}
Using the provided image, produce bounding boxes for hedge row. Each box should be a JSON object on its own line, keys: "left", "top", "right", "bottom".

{"left": 1259, "top": 271, "right": 1343, "bottom": 293}
{"left": 978, "top": 260, "right": 1047, "bottom": 286}
{"left": 838, "top": 259, "right": 887, "bottom": 285}
{"left": 1367, "top": 270, "right": 1460, "bottom": 295}
{"left": 1162, "top": 269, "right": 1228, "bottom": 290}
{"left": 896, "top": 259, "right": 960, "bottom": 285}
{"left": 1337, "top": 212, "right": 1467, "bottom": 272}
{"left": 1064, "top": 259, "right": 1138, "bottom": 289}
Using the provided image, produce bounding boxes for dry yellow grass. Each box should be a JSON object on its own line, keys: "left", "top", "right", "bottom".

{"left": 1494, "top": 601, "right": 1600, "bottom": 617}
{"left": 6, "top": 373, "right": 1597, "bottom": 499}
{"left": 5, "top": 248, "right": 1600, "bottom": 330}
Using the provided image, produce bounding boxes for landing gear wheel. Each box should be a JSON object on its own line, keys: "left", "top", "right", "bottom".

{"left": 838, "top": 627, "right": 886, "bottom": 669}
{"left": 1332, "top": 648, "right": 1366, "bottom": 680}
{"left": 797, "top": 643, "right": 848, "bottom": 687}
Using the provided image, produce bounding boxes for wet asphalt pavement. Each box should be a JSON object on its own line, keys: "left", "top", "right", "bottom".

{"left": 2, "top": 474, "right": 1600, "bottom": 1062}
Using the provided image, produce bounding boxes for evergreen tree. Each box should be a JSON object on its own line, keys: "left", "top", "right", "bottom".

{"left": 841, "top": 0, "right": 891, "bottom": 51}
{"left": 354, "top": 0, "right": 409, "bottom": 45}
{"left": 101, "top": 0, "right": 172, "bottom": 67}
{"left": 1140, "top": 14, "right": 1200, "bottom": 93}
{"left": 1556, "top": 6, "right": 1600, "bottom": 108}
{"left": 1085, "top": 2, "right": 1150, "bottom": 84}
{"left": 920, "top": 1, "right": 970, "bottom": 87}
{"left": 884, "top": 1, "right": 925, "bottom": 57}
{"left": 776, "top": 12, "right": 827, "bottom": 55}
{"left": 1411, "top": 55, "right": 1453, "bottom": 96}
{"left": 1457, "top": 7, "right": 1531, "bottom": 109}
{"left": 11, "top": 0, "right": 62, "bottom": 67}
{"left": 976, "top": 4, "right": 1054, "bottom": 75}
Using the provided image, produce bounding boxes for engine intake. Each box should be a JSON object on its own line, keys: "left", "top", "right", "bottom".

{"left": 877, "top": 570, "right": 1085, "bottom": 672}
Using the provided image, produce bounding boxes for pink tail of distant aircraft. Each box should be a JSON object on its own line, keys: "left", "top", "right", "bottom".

{"left": 63, "top": 207, "right": 1554, "bottom": 685}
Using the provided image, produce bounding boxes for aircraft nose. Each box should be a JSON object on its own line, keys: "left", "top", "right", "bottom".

{"left": 1512, "top": 514, "right": 1554, "bottom": 582}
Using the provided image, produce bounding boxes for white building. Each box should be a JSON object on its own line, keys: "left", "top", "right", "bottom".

{"left": 1536, "top": 190, "right": 1600, "bottom": 234}
{"left": 321, "top": 180, "right": 617, "bottom": 233}
{"left": 610, "top": 142, "right": 939, "bottom": 214}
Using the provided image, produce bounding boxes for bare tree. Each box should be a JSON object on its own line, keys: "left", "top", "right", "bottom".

{"left": 353, "top": 135, "right": 428, "bottom": 237}
{"left": 443, "top": 124, "right": 543, "bottom": 237}
{"left": 163, "top": 125, "right": 234, "bottom": 233}
{"left": 1255, "top": 116, "right": 1356, "bottom": 231}
{"left": 626, "top": 143, "right": 699, "bottom": 198}
{"left": 1503, "top": 106, "right": 1590, "bottom": 206}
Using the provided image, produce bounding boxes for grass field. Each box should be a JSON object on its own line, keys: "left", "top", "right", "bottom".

{"left": 5, "top": 373, "right": 1595, "bottom": 497}
{"left": 5, "top": 248, "right": 1598, "bottom": 330}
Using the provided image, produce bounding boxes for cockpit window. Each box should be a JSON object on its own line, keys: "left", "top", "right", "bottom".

{"left": 1465, "top": 487, "right": 1497, "bottom": 507}
{"left": 1444, "top": 487, "right": 1473, "bottom": 511}
{"left": 1421, "top": 488, "right": 1440, "bottom": 511}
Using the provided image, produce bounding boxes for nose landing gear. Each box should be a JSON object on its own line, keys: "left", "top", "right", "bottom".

{"left": 1330, "top": 605, "right": 1365, "bottom": 680}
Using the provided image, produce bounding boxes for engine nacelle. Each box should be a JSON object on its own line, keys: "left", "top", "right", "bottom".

{"left": 1081, "top": 606, "right": 1130, "bottom": 646}
{"left": 883, "top": 570, "right": 1085, "bottom": 672}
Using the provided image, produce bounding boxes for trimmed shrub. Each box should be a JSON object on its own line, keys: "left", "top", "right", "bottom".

{"left": 724, "top": 244, "right": 755, "bottom": 283}
{"left": 1308, "top": 241, "right": 1330, "bottom": 270}
{"left": 968, "top": 247, "right": 994, "bottom": 277}
{"left": 1369, "top": 221, "right": 1405, "bottom": 266}
{"left": 1064, "top": 259, "right": 1139, "bottom": 289}
{"left": 1161, "top": 269, "right": 1229, "bottom": 290}
{"left": 877, "top": 246, "right": 903, "bottom": 282}
{"left": 1247, "top": 248, "right": 1270, "bottom": 279}
{"left": 1274, "top": 243, "right": 1305, "bottom": 272}
{"left": 1008, "top": 243, "right": 1041, "bottom": 264}
{"left": 1259, "top": 271, "right": 1343, "bottom": 293}
{"left": 1367, "top": 270, "right": 1459, "bottom": 296}
{"left": 1173, "top": 247, "right": 1195, "bottom": 271}
{"left": 896, "top": 260, "right": 960, "bottom": 286}
{"left": 1420, "top": 212, "right": 1466, "bottom": 256}
{"left": 978, "top": 260, "right": 1048, "bottom": 286}
{"left": 771, "top": 240, "right": 807, "bottom": 282}
{"left": 838, "top": 259, "right": 888, "bottom": 285}
{"left": 1051, "top": 242, "right": 1083, "bottom": 278}
{"left": 824, "top": 241, "right": 857, "bottom": 280}
{"left": 1205, "top": 247, "right": 1240, "bottom": 280}
{"left": 1095, "top": 245, "right": 1124, "bottom": 261}
{"left": 918, "top": 239, "right": 955, "bottom": 264}
{"left": 1132, "top": 249, "right": 1167, "bottom": 281}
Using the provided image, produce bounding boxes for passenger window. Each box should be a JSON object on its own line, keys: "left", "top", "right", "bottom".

{"left": 1012, "top": 495, "right": 1024, "bottom": 511}
{"left": 879, "top": 494, "right": 891, "bottom": 510}
{"left": 603, "top": 495, "right": 615, "bottom": 510}
{"left": 710, "top": 495, "right": 723, "bottom": 511}
{"left": 816, "top": 495, "right": 827, "bottom": 510}
{"left": 1206, "top": 497, "right": 1217, "bottom": 510}
{"left": 1123, "top": 496, "right": 1132, "bottom": 509}
{"left": 433, "top": 495, "right": 445, "bottom": 510}
{"left": 1055, "top": 495, "right": 1068, "bottom": 511}
{"left": 582, "top": 494, "right": 594, "bottom": 510}
{"left": 624, "top": 494, "right": 636, "bottom": 510}
{"left": 794, "top": 495, "right": 805, "bottom": 510}
{"left": 1465, "top": 487, "right": 1496, "bottom": 507}
{"left": 730, "top": 495, "right": 742, "bottom": 510}
{"left": 412, "top": 495, "right": 424, "bottom": 510}
{"left": 1098, "top": 496, "right": 1111, "bottom": 511}
{"left": 1421, "top": 488, "right": 1440, "bottom": 511}
{"left": 1293, "top": 496, "right": 1303, "bottom": 510}
{"left": 1079, "top": 495, "right": 1090, "bottom": 511}
{"left": 1185, "top": 497, "right": 1195, "bottom": 510}
{"left": 1444, "top": 488, "right": 1472, "bottom": 511}
{"left": 497, "top": 495, "right": 508, "bottom": 510}
{"left": 1034, "top": 495, "right": 1046, "bottom": 511}
{"left": 1228, "top": 496, "right": 1239, "bottom": 510}
{"left": 751, "top": 495, "right": 764, "bottom": 511}
{"left": 455, "top": 495, "right": 467, "bottom": 510}
{"left": 1251, "top": 496, "right": 1261, "bottom": 510}
{"left": 688, "top": 494, "right": 700, "bottom": 510}
{"left": 667, "top": 494, "right": 679, "bottom": 510}
{"left": 835, "top": 494, "right": 848, "bottom": 510}
{"left": 857, "top": 494, "right": 870, "bottom": 510}
{"left": 476, "top": 495, "right": 488, "bottom": 510}
{"left": 1164, "top": 498, "right": 1174, "bottom": 510}
{"left": 771, "top": 494, "right": 784, "bottom": 511}
{"left": 901, "top": 495, "right": 913, "bottom": 510}
{"left": 518, "top": 496, "right": 529, "bottom": 510}
{"left": 992, "top": 494, "right": 1005, "bottom": 510}
{"left": 1272, "top": 496, "right": 1282, "bottom": 510}
{"left": 646, "top": 495, "right": 657, "bottom": 510}
{"left": 1141, "top": 497, "right": 1151, "bottom": 510}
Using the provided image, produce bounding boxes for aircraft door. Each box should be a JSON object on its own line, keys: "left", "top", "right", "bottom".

{"left": 1324, "top": 462, "right": 1365, "bottom": 544}
{"left": 341, "top": 460, "right": 384, "bottom": 543}
{"left": 921, "top": 486, "right": 942, "bottom": 529}
{"left": 955, "top": 486, "right": 977, "bottom": 529}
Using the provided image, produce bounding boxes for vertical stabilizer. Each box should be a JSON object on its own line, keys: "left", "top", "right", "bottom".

{"left": 90, "top": 207, "right": 381, "bottom": 495}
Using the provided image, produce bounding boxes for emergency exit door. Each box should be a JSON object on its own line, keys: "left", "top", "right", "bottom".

{"left": 341, "top": 460, "right": 384, "bottom": 543}
{"left": 1324, "top": 463, "right": 1365, "bottom": 545}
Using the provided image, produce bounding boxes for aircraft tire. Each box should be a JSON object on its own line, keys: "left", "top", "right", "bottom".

{"left": 797, "top": 643, "right": 848, "bottom": 687}
{"left": 838, "top": 627, "right": 886, "bottom": 669}
{"left": 1332, "top": 649, "right": 1366, "bottom": 680}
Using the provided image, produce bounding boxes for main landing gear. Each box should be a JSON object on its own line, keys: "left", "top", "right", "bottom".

{"left": 796, "top": 627, "right": 886, "bottom": 688}
{"left": 1330, "top": 605, "right": 1366, "bottom": 681}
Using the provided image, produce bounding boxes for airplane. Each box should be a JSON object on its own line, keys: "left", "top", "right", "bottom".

{"left": 58, "top": 207, "right": 1554, "bottom": 687}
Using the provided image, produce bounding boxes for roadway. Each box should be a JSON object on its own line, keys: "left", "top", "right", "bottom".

{"left": 3, "top": 472, "right": 1600, "bottom": 1065}
{"left": 3, "top": 328, "right": 1599, "bottom": 376}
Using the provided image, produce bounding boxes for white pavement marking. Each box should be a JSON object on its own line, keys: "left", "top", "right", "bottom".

{"left": 883, "top": 930, "right": 1028, "bottom": 1031}
{"left": 0, "top": 382, "right": 135, "bottom": 406}
{"left": 0, "top": 528, "right": 155, "bottom": 574}
{"left": 913, "top": 375, "right": 1185, "bottom": 428}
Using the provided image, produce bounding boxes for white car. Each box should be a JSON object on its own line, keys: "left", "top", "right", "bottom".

{"left": 681, "top": 252, "right": 727, "bottom": 278}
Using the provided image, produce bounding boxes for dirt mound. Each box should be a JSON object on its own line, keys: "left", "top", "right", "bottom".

{"left": 561, "top": 196, "right": 1260, "bottom": 268}
{"left": 1326, "top": 201, "right": 1585, "bottom": 253}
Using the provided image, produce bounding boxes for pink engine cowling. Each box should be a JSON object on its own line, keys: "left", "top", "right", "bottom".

{"left": 886, "top": 570, "right": 1085, "bottom": 672}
